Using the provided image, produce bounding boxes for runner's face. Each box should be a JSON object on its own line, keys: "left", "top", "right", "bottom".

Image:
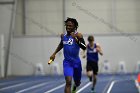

{"left": 66, "top": 21, "right": 75, "bottom": 34}
{"left": 88, "top": 37, "right": 94, "bottom": 44}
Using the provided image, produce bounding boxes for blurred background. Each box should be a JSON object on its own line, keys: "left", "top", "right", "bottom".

{"left": 0, "top": 0, "right": 140, "bottom": 78}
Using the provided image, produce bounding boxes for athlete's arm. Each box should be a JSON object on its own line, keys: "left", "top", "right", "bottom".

{"left": 71, "top": 32, "right": 86, "bottom": 50}
{"left": 77, "top": 37, "right": 86, "bottom": 50}
{"left": 96, "top": 43, "right": 103, "bottom": 56}
{"left": 82, "top": 49, "right": 86, "bottom": 58}
{"left": 50, "top": 34, "right": 63, "bottom": 61}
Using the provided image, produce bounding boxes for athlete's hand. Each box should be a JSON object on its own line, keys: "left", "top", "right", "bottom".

{"left": 71, "top": 32, "right": 79, "bottom": 43}
{"left": 70, "top": 32, "right": 82, "bottom": 39}
{"left": 96, "top": 47, "right": 100, "bottom": 52}
{"left": 70, "top": 32, "right": 77, "bottom": 38}
{"left": 50, "top": 54, "right": 55, "bottom": 61}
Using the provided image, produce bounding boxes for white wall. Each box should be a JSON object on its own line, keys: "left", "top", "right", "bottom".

{"left": 10, "top": 35, "right": 140, "bottom": 75}
{"left": 0, "top": 3, "right": 13, "bottom": 77}
{"left": 25, "top": 0, "right": 63, "bottom": 36}
{"left": 14, "top": 0, "right": 140, "bottom": 36}
{"left": 65, "top": 0, "right": 140, "bottom": 34}
{"left": 0, "top": 5, "right": 12, "bottom": 43}
{"left": 13, "top": 0, "right": 64, "bottom": 36}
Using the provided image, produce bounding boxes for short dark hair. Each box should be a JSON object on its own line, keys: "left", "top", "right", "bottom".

{"left": 65, "top": 17, "right": 79, "bottom": 30}
{"left": 88, "top": 35, "right": 94, "bottom": 42}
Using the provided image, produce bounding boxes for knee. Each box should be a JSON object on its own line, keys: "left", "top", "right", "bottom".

{"left": 87, "top": 71, "right": 92, "bottom": 77}
{"left": 66, "top": 80, "right": 72, "bottom": 87}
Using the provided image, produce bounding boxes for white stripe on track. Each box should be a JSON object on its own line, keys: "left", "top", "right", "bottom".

{"left": 0, "top": 79, "right": 48, "bottom": 90}
{"left": 0, "top": 78, "right": 45, "bottom": 86}
{"left": 102, "top": 76, "right": 114, "bottom": 93}
{"left": 44, "top": 83, "right": 65, "bottom": 93}
{"left": 15, "top": 82, "right": 48, "bottom": 93}
{"left": 77, "top": 82, "right": 91, "bottom": 93}
{"left": 106, "top": 81, "right": 115, "bottom": 93}
{"left": 0, "top": 82, "right": 26, "bottom": 90}
{"left": 0, "top": 80, "right": 28, "bottom": 85}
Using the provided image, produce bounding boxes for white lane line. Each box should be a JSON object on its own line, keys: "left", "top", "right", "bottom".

{"left": 0, "top": 79, "right": 47, "bottom": 90}
{"left": 44, "top": 83, "right": 65, "bottom": 93}
{"left": 77, "top": 82, "right": 91, "bottom": 93}
{"left": 0, "top": 78, "right": 44, "bottom": 86}
{"left": 102, "top": 77, "right": 114, "bottom": 93}
{"left": 16, "top": 82, "right": 48, "bottom": 93}
{"left": 0, "top": 82, "right": 26, "bottom": 90}
{"left": 135, "top": 80, "right": 140, "bottom": 93}
{"left": 0, "top": 80, "right": 28, "bottom": 85}
{"left": 106, "top": 80, "right": 116, "bottom": 93}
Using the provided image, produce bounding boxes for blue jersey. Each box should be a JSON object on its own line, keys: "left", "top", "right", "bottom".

{"left": 62, "top": 33, "right": 81, "bottom": 63}
{"left": 87, "top": 43, "right": 99, "bottom": 62}
{"left": 62, "top": 32, "right": 82, "bottom": 77}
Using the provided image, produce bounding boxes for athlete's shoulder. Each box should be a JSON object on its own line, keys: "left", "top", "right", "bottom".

{"left": 95, "top": 43, "right": 101, "bottom": 47}
{"left": 60, "top": 33, "right": 65, "bottom": 38}
{"left": 95, "top": 43, "right": 99, "bottom": 46}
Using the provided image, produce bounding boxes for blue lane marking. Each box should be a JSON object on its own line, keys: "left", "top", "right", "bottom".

{"left": 0, "top": 75, "right": 64, "bottom": 93}
{"left": 0, "top": 74, "right": 138, "bottom": 93}
{"left": 0, "top": 76, "right": 51, "bottom": 88}
{"left": 81, "top": 75, "right": 113, "bottom": 93}
{"left": 20, "top": 79, "right": 65, "bottom": 93}
{"left": 110, "top": 80, "right": 139, "bottom": 93}
{"left": 0, "top": 79, "right": 50, "bottom": 93}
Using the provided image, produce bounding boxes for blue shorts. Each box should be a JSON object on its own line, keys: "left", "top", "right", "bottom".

{"left": 63, "top": 60, "right": 82, "bottom": 81}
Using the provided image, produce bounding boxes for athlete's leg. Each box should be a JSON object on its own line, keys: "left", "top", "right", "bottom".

{"left": 92, "top": 62, "right": 98, "bottom": 92}
{"left": 86, "top": 62, "right": 93, "bottom": 82}
{"left": 63, "top": 61, "right": 73, "bottom": 93}
{"left": 92, "top": 73, "right": 97, "bottom": 89}
{"left": 72, "top": 65, "right": 82, "bottom": 92}
{"left": 87, "top": 71, "right": 93, "bottom": 81}
{"left": 65, "top": 76, "right": 72, "bottom": 93}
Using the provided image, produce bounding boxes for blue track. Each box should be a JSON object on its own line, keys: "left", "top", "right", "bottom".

{"left": 0, "top": 74, "right": 139, "bottom": 93}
